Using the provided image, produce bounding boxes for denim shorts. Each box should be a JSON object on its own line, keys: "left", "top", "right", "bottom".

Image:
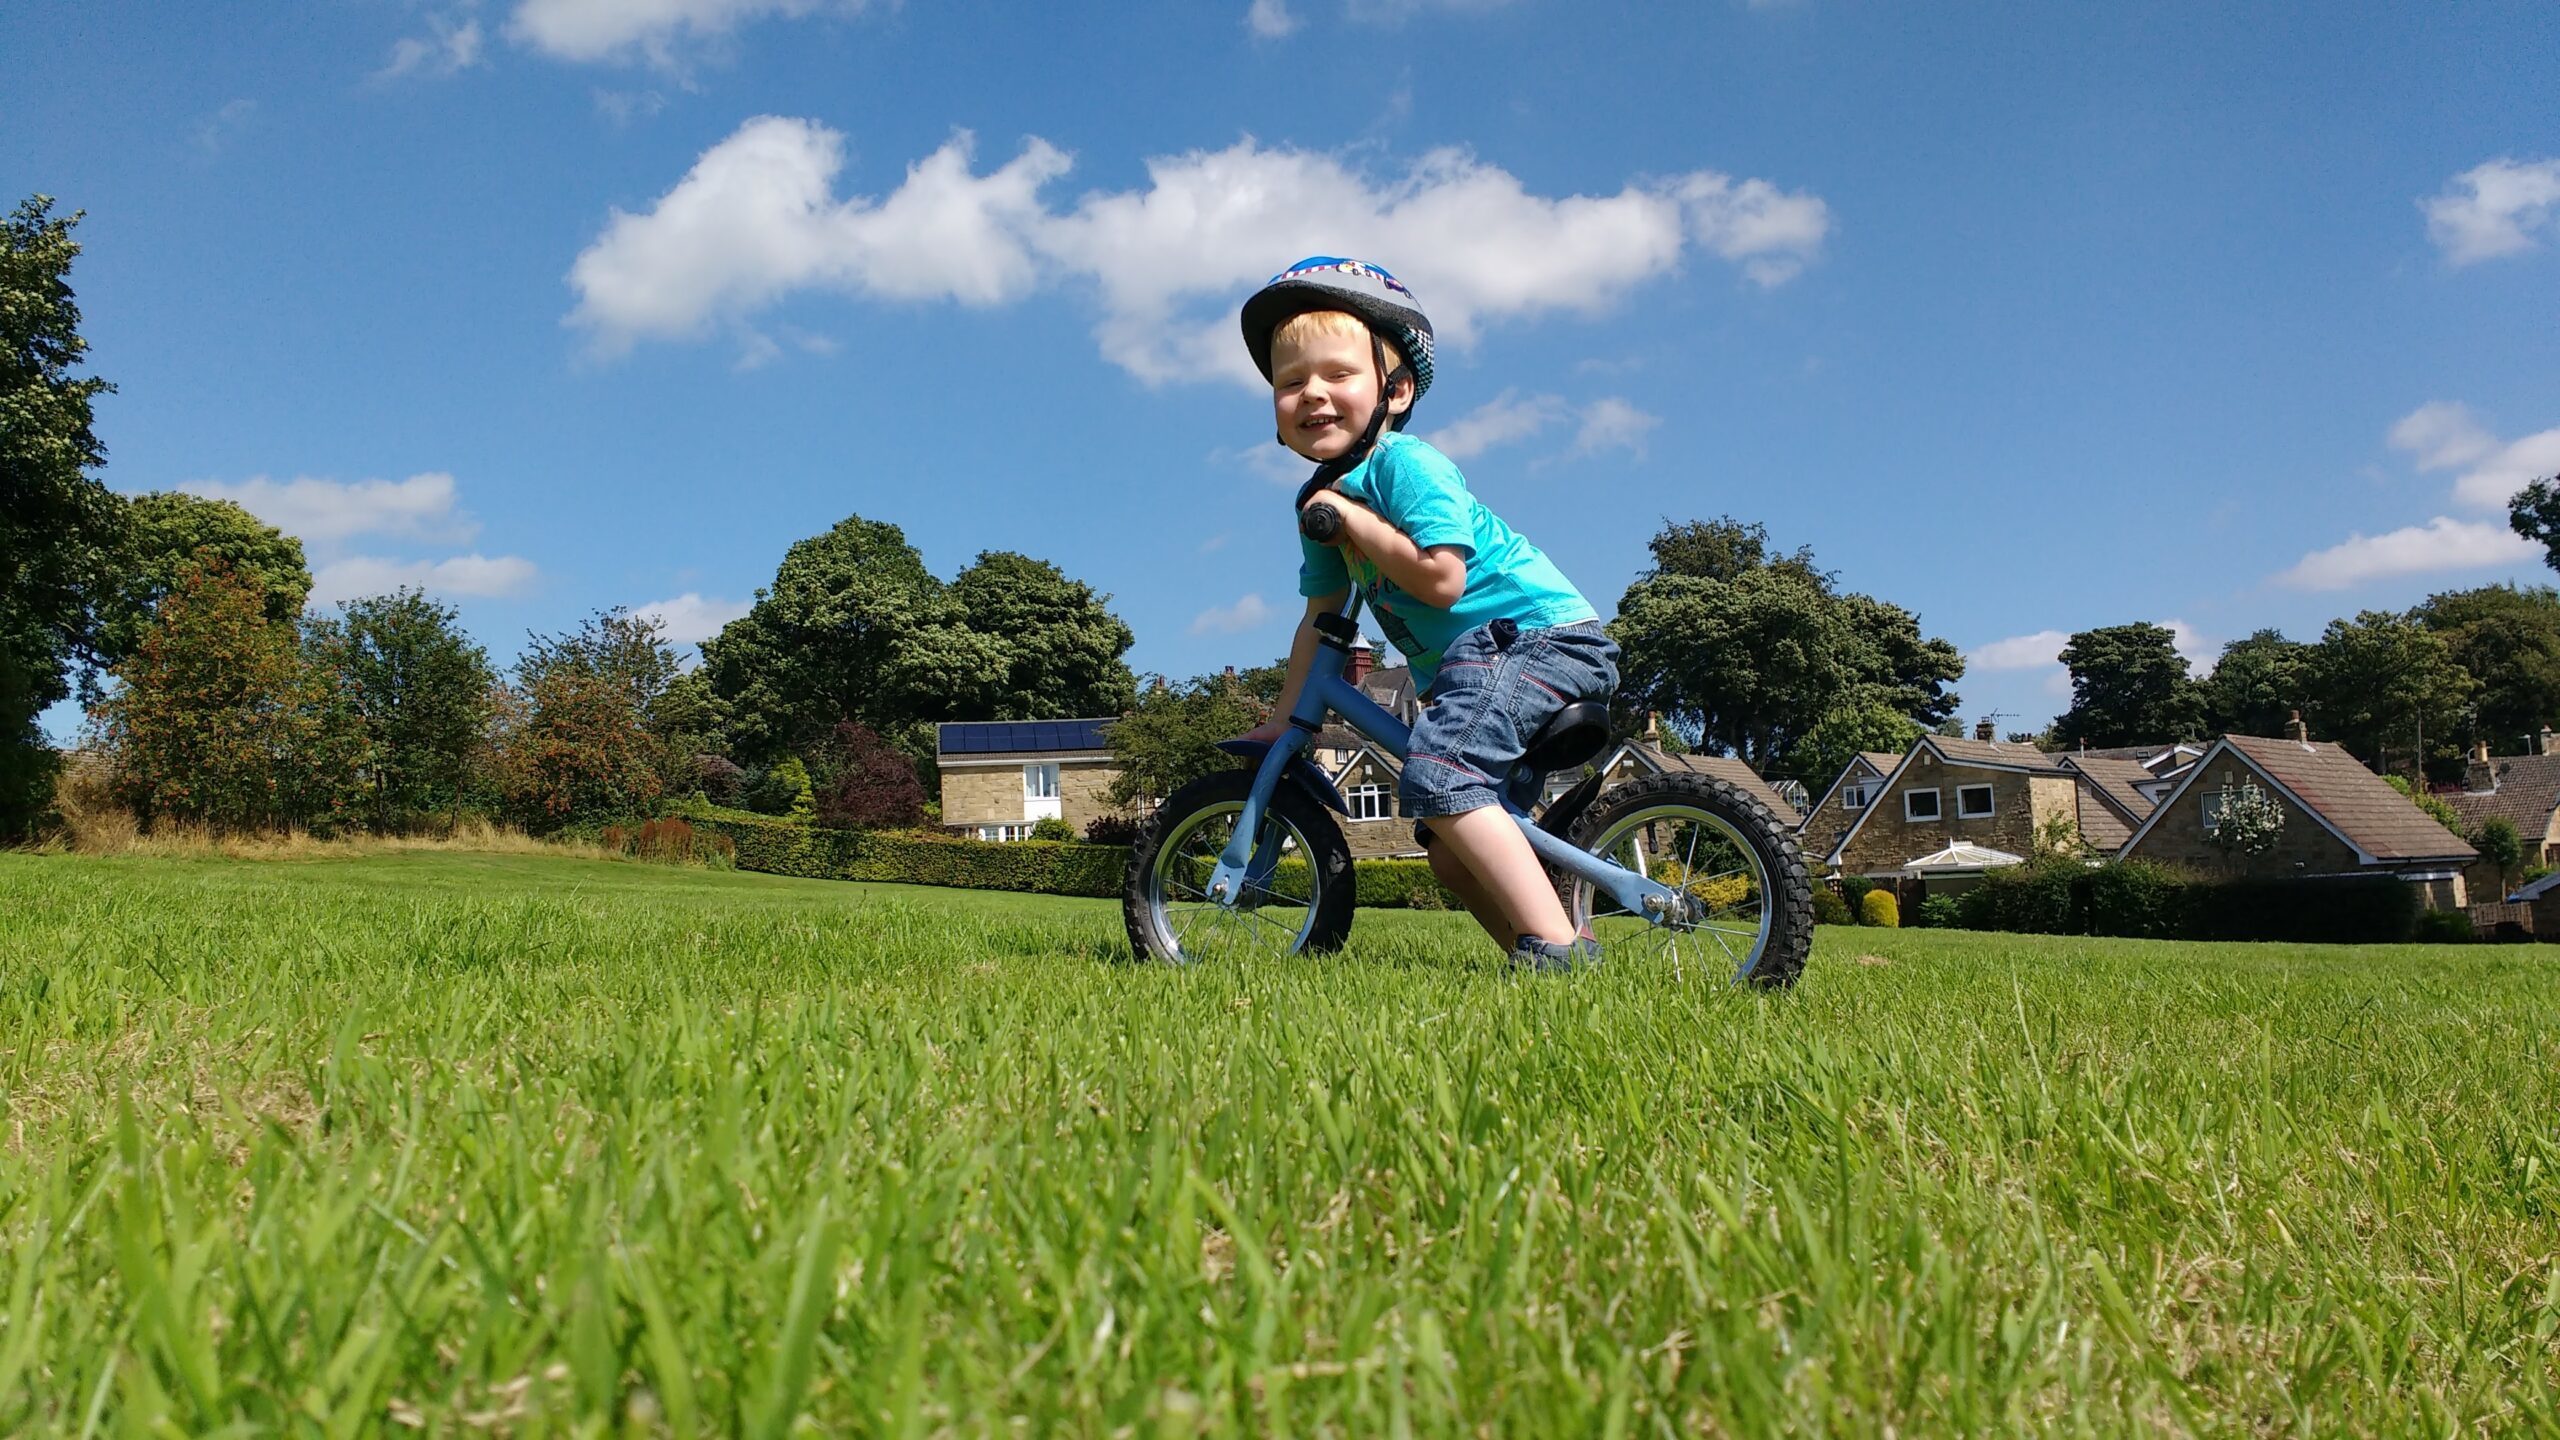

{"left": 1401, "top": 619, "right": 1620, "bottom": 821}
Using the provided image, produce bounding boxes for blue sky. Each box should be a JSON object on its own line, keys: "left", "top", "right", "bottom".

{"left": 8, "top": 0, "right": 2557, "bottom": 746}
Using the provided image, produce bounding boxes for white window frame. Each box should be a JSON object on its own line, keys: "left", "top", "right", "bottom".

{"left": 1904, "top": 788, "right": 1941, "bottom": 822}
{"left": 2200, "top": 792, "right": 2228, "bottom": 835}
{"left": 1024, "top": 762, "right": 1060, "bottom": 800}
{"left": 1840, "top": 780, "right": 1875, "bottom": 812}
{"left": 1346, "top": 782, "right": 1391, "bottom": 821}
{"left": 973, "top": 823, "right": 1035, "bottom": 842}
{"left": 1956, "top": 783, "right": 1996, "bottom": 819}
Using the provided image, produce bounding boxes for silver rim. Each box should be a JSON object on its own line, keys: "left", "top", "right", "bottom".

{"left": 1568, "top": 802, "right": 1774, "bottom": 983}
{"left": 1143, "top": 800, "right": 1324, "bottom": 965}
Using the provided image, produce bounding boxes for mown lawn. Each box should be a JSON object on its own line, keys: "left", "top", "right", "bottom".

{"left": 1, "top": 851, "right": 2555, "bottom": 1436}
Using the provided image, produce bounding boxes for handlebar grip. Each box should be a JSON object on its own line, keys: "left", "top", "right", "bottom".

{"left": 1300, "top": 501, "right": 1343, "bottom": 544}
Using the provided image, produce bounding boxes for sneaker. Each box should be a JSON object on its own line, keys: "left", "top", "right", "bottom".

{"left": 1508, "top": 934, "right": 1602, "bottom": 974}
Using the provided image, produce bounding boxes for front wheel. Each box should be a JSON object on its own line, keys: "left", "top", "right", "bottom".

{"left": 1562, "top": 773, "right": 1813, "bottom": 989}
{"left": 1124, "top": 769, "right": 1356, "bottom": 964}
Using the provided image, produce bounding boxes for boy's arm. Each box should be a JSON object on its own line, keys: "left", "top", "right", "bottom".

{"left": 1236, "top": 589, "right": 1349, "bottom": 742}
{"left": 1297, "top": 491, "right": 1466, "bottom": 607}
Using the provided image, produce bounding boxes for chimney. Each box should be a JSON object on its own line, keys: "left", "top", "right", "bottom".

{"left": 1974, "top": 718, "right": 1995, "bottom": 742}
{"left": 1348, "top": 633, "right": 1375, "bottom": 686}
{"left": 1643, "top": 711, "right": 1662, "bottom": 743}
{"left": 2471, "top": 737, "right": 2492, "bottom": 764}
{"left": 2287, "top": 709, "right": 2309, "bottom": 744}
{"left": 2541, "top": 725, "right": 2558, "bottom": 757}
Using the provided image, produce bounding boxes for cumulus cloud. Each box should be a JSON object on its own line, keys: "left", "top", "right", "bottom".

{"left": 2388, "top": 400, "right": 2498, "bottom": 473}
{"left": 1425, "top": 389, "right": 1570, "bottom": 460}
{"left": 2449, "top": 426, "right": 2560, "bottom": 513}
{"left": 1245, "top": 0, "right": 1298, "bottom": 37}
{"left": 2276, "top": 517, "right": 2537, "bottom": 591}
{"left": 1570, "top": 397, "right": 1661, "bottom": 457}
{"left": 311, "top": 555, "right": 539, "bottom": 606}
{"left": 636, "top": 592, "right": 752, "bottom": 645}
{"left": 1967, "top": 630, "right": 2068, "bottom": 671}
{"left": 379, "top": 14, "right": 485, "bottom": 79}
{"left": 1190, "top": 593, "right": 1276, "bottom": 635}
{"left": 508, "top": 0, "right": 844, "bottom": 66}
{"left": 2423, "top": 157, "right": 2560, "bottom": 266}
{"left": 567, "top": 120, "right": 1831, "bottom": 376}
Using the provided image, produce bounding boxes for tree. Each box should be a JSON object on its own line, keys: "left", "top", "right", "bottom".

{"left": 98, "top": 492, "right": 309, "bottom": 662}
{"left": 2507, "top": 474, "right": 2560, "bottom": 573}
{"left": 2307, "top": 611, "right": 2476, "bottom": 777}
{"left": 947, "top": 550, "right": 1138, "bottom": 721}
{"left": 2050, "top": 623, "right": 2204, "bottom": 748}
{"left": 519, "top": 607, "right": 701, "bottom": 795}
{"left": 91, "top": 558, "right": 367, "bottom": 832}
{"left": 1786, "top": 693, "right": 1921, "bottom": 790}
{"left": 1612, "top": 517, "right": 1962, "bottom": 773}
{"left": 814, "top": 722, "right": 928, "bottom": 829}
{"left": 304, "top": 588, "right": 494, "bottom": 828}
{"left": 483, "top": 668, "right": 664, "bottom": 831}
{"left": 1106, "top": 673, "right": 1267, "bottom": 807}
{"left": 2414, "top": 584, "right": 2560, "bottom": 753}
{"left": 2201, "top": 629, "right": 2312, "bottom": 738}
{"left": 1, "top": 196, "right": 123, "bottom": 836}
{"left": 2474, "top": 815, "right": 2524, "bottom": 893}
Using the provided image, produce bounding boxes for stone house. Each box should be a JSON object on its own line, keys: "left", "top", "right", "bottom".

{"left": 1310, "top": 637, "right": 1429, "bottom": 858}
{"left": 936, "top": 719, "right": 1129, "bottom": 841}
{"left": 2059, "top": 741, "right": 2206, "bottom": 806}
{"left": 1796, "top": 750, "right": 1905, "bottom": 866}
{"left": 1826, "top": 728, "right": 2153, "bottom": 892}
{"left": 2117, "top": 731, "right": 2477, "bottom": 910}
{"left": 1595, "top": 740, "right": 1805, "bottom": 827}
{"left": 2444, "top": 732, "right": 2560, "bottom": 898}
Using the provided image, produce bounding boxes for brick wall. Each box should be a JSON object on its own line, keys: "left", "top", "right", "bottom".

{"left": 941, "top": 766, "right": 1025, "bottom": 826}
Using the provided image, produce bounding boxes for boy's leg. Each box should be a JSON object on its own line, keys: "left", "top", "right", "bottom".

{"left": 1425, "top": 837, "right": 1514, "bottom": 947}
{"left": 1426, "top": 806, "right": 1576, "bottom": 946}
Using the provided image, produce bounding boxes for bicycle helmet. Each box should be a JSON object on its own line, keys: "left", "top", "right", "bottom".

{"left": 1241, "top": 257, "right": 1437, "bottom": 483}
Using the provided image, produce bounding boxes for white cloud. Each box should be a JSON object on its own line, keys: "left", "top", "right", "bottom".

{"left": 311, "top": 554, "right": 539, "bottom": 606}
{"left": 568, "top": 121, "right": 1831, "bottom": 376}
{"left": 180, "top": 472, "right": 480, "bottom": 549}
{"left": 636, "top": 592, "right": 751, "bottom": 644}
{"left": 2276, "top": 516, "right": 2537, "bottom": 591}
{"left": 2388, "top": 400, "right": 2497, "bottom": 472}
{"left": 508, "top": 0, "right": 842, "bottom": 66}
{"left": 1190, "top": 593, "right": 1275, "bottom": 635}
{"left": 2423, "top": 157, "right": 2560, "bottom": 266}
{"left": 1967, "top": 630, "right": 2067, "bottom": 671}
{"left": 2158, "top": 618, "right": 2214, "bottom": 673}
{"left": 1425, "top": 389, "right": 1569, "bottom": 460}
{"left": 192, "top": 99, "right": 256, "bottom": 156}
{"left": 1571, "top": 397, "right": 1660, "bottom": 457}
{"left": 1245, "top": 0, "right": 1298, "bottom": 37}
{"left": 593, "top": 88, "right": 668, "bottom": 125}
{"left": 379, "top": 15, "right": 485, "bottom": 79}
{"left": 2450, "top": 426, "right": 2560, "bottom": 512}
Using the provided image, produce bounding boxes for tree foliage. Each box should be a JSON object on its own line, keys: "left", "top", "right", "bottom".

{"left": 1, "top": 196, "right": 123, "bottom": 835}
{"left": 98, "top": 491, "right": 309, "bottom": 662}
{"left": 2506, "top": 474, "right": 2560, "bottom": 574}
{"left": 2200, "top": 629, "right": 2312, "bottom": 738}
{"left": 2414, "top": 584, "right": 2560, "bottom": 754}
{"left": 2204, "top": 779, "right": 2285, "bottom": 857}
{"left": 814, "top": 722, "right": 928, "bottom": 830}
{"left": 91, "top": 558, "right": 366, "bottom": 832}
{"left": 2473, "top": 815, "right": 2524, "bottom": 890}
{"left": 2306, "top": 611, "right": 2476, "bottom": 776}
{"left": 303, "top": 588, "right": 493, "bottom": 827}
{"left": 2051, "top": 623, "right": 2204, "bottom": 748}
{"left": 947, "top": 551, "right": 1138, "bottom": 721}
{"left": 1611, "top": 518, "right": 1962, "bottom": 772}
{"left": 1106, "top": 674, "right": 1267, "bottom": 807}
{"left": 1785, "top": 692, "right": 1921, "bottom": 790}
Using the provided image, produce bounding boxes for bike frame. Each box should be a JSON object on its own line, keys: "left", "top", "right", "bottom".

{"left": 1204, "top": 590, "right": 1680, "bottom": 923}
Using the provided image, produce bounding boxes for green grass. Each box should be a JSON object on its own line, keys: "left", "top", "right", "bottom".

{"left": 2, "top": 851, "right": 2555, "bottom": 1436}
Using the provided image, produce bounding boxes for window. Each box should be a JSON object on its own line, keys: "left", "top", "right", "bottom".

{"left": 1841, "top": 780, "right": 1876, "bottom": 812}
{"left": 974, "top": 823, "right": 1035, "bottom": 842}
{"left": 1347, "top": 783, "right": 1392, "bottom": 821}
{"left": 1024, "top": 762, "right": 1060, "bottom": 799}
{"left": 2200, "top": 793, "right": 2228, "bottom": 835}
{"left": 1957, "top": 784, "right": 1995, "bottom": 819}
{"left": 1904, "top": 788, "right": 1941, "bottom": 821}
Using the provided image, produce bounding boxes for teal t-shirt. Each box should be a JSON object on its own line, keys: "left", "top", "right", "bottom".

{"left": 1296, "top": 432, "right": 1595, "bottom": 691}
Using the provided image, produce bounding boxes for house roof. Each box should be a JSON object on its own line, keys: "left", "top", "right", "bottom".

{"left": 2064, "top": 742, "right": 2205, "bottom": 776}
{"left": 1357, "top": 664, "right": 1416, "bottom": 718}
{"left": 938, "top": 718, "right": 1114, "bottom": 757}
{"left": 2445, "top": 753, "right": 2560, "bottom": 838}
{"left": 2123, "top": 733, "right": 2478, "bottom": 864}
{"left": 1610, "top": 743, "right": 1804, "bottom": 827}
{"left": 2060, "top": 755, "right": 2157, "bottom": 827}
{"left": 1858, "top": 750, "right": 1902, "bottom": 775}
{"left": 1920, "top": 734, "right": 2069, "bottom": 773}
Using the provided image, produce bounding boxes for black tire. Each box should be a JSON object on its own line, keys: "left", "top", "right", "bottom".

{"left": 1562, "top": 772, "right": 1814, "bottom": 989}
{"left": 1124, "top": 768, "right": 1357, "bottom": 964}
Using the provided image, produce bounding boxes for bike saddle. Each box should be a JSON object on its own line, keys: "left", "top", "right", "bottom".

{"left": 1519, "top": 700, "right": 1612, "bottom": 775}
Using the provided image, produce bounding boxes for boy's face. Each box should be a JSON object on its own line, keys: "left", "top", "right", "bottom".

{"left": 1269, "top": 325, "right": 1411, "bottom": 463}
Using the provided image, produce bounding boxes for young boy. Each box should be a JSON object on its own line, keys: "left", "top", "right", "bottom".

{"left": 1234, "top": 257, "right": 1620, "bottom": 973}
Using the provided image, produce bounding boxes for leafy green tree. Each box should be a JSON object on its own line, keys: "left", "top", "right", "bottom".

{"left": 2414, "top": 584, "right": 2560, "bottom": 754}
{"left": 1613, "top": 518, "right": 1962, "bottom": 772}
{"left": 1106, "top": 673, "right": 1267, "bottom": 807}
{"left": 2506, "top": 474, "right": 2560, "bottom": 572}
{"left": 1786, "top": 693, "right": 1922, "bottom": 790}
{"left": 947, "top": 550, "right": 1137, "bottom": 721}
{"left": 2473, "top": 815, "right": 2524, "bottom": 893}
{"left": 1, "top": 196, "right": 124, "bottom": 836}
{"left": 484, "top": 668, "right": 665, "bottom": 832}
{"left": 92, "top": 558, "right": 367, "bottom": 833}
{"left": 304, "top": 588, "right": 494, "bottom": 828}
{"left": 98, "top": 492, "right": 309, "bottom": 662}
{"left": 519, "top": 607, "right": 702, "bottom": 794}
{"left": 2200, "top": 629, "right": 2312, "bottom": 738}
{"left": 2309, "top": 612, "right": 2476, "bottom": 776}
{"left": 2050, "top": 623, "right": 2204, "bottom": 748}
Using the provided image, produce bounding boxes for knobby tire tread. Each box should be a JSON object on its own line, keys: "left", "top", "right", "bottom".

{"left": 1123, "top": 769, "right": 1356, "bottom": 963}
{"left": 1564, "top": 772, "right": 1815, "bottom": 990}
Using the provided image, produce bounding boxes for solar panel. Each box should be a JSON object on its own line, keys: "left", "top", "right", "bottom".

{"left": 937, "top": 718, "right": 1113, "bottom": 756}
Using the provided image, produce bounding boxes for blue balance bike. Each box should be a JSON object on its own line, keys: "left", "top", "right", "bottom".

{"left": 1122, "top": 502, "right": 1813, "bottom": 986}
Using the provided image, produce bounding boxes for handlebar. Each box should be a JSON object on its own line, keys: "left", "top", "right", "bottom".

{"left": 1300, "top": 501, "right": 1343, "bottom": 544}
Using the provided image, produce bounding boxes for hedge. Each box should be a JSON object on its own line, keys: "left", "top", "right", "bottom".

{"left": 1951, "top": 857, "right": 2428, "bottom": 944}
{"left": 682, "top": 808, "right": 1460, "bottom": 907}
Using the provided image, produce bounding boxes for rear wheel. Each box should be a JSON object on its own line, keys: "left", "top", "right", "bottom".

{"left": 1124, "top": 769, "right": 1356, "bottom": 964}
{"left": 1562, "top": 773, "right": 1813, "bottom": 989}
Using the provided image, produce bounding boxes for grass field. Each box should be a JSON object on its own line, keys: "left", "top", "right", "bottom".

{"left": 2, "top": 851, "right": 2556, "bottom": 1436}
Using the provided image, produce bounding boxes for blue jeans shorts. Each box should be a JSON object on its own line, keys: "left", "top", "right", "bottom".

{"left": 1401, "top": 619, "right": 1620, "bottom": 823}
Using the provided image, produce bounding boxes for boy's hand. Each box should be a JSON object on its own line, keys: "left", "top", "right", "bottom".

{"left": 1233, "top": 719, "right": 1289, "bottom": 746}
{"left": 1299, "top": 490, "right": 1379, "bottom": 548}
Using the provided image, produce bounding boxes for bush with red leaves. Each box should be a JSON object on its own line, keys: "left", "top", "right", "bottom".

{"left": 814, "top": 722, "right": 927, "bottom": 830}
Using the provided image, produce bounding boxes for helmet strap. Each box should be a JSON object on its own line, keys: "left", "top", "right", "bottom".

{"left": 1299, "top": 330, "right": 1412, "bottom": 491}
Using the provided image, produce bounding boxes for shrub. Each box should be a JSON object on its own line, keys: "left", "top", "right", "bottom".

{"left": 2078, "top": 859, "right": 2189, "bottom": 940}
{"left": 1859, "top": 889, "right": 1900, "bottom": 928}
{"left": 1811, "top": 886, "right": 1854, "bottom": 926}
{"left": 1955, "top": 857, "right": 2080, "bottom": 935}
{"left": 2412, "top": 909, "right": 2474, "bottom": 944}
{"left": 1917, "top": 895, "right": 1961, "bottom": 929}
{"left": 1839, "top": 876, "right": 1875, "bottom": 916}
{"left": 693, "top": 754, "right": 746, "bottom": 806}
{"left": 1083, "top": 813, "right": 1144, "bottom": 845}
{"left": 598, "top": 816, "right": 736, "bottom": 869}
{"left": 1951, "top": 857, "right": 2424, "bottom": 944}
{"left": 1030, "top": 816, "right": 1077, "bottom": 842}
{"left": 814, "top": 723, "right": 927, "bottom": 830}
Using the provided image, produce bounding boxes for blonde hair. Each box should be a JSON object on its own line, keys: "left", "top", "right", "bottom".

{"left": 1271, "top": 309, "right": 1407, "bottom": 374}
